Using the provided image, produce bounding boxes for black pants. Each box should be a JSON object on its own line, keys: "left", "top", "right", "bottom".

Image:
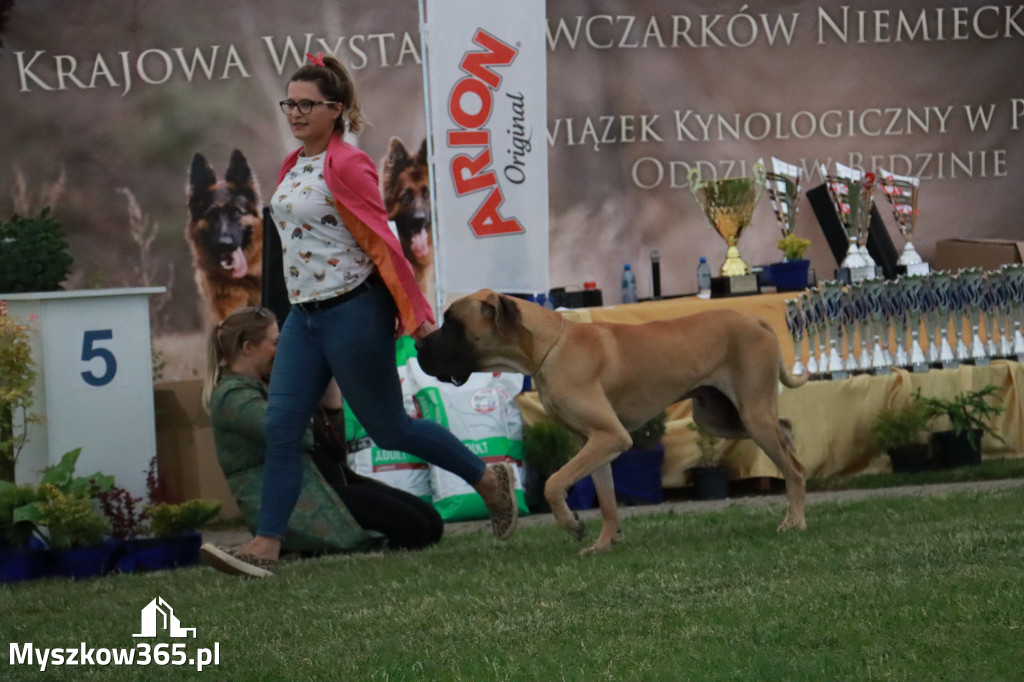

{"left": 310, "top": 445, "right": 443, "bottom": 550}
{"left": 334, "top": 481, "right": 444, "bottom": 551}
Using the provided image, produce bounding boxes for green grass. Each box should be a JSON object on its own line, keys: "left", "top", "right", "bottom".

{"left": 3, "top": 486, "right": 1023, "bottom": 681}
{"left": 807, "top": 457, "right": 1024, "bottom": 492}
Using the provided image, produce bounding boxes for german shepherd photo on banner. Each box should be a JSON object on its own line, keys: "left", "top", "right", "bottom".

{"left": 185, "top": 149, "right": 263, "bottom": 325}
{"left": 380, "top": 137, "right": 434, "bottom": 309}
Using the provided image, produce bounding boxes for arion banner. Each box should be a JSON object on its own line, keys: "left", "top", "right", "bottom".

{"left": 420, "top": 0, "right": 550, "bottom": 302}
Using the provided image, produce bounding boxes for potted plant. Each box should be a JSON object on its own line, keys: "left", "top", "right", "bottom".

{"left": 869, "top": 391, "right": 935, "bottom": 472}
{"left": 528, "top": 413, "right": 669, "bottom": 511}
{"left": 0, "top": 449, "right": 116, "bottom": 581}
{"left": 127, "top": 499, "right": 220, "bottom": 570}
{"left": 868, "top": 391, "right": 933, "bottom": 471}
{"left": 33, "top": 482, "right": 116, "bottom": 579}
{"left": 521, "top": 420, "right": 577, "bottom": 513}
{"left": 917, "top": 385, "right": 1006, "bottom": 468}
{"left": 0, "top": 450, "right": 219, "bottom": 582}
{"left": 686, "top": 421, "right": 730, "bottom": 500}
{"left": 771, "top": 233, "right": 812, "bottom": 292}
{"left": 103, "top": 458, "right": 220, "bottom": 572}
{"left": 612, "top": 412, "right": 668, "bottom": 506}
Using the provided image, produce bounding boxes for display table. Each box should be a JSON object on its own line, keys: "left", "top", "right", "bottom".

{"left": 516, "top": 295, "right": 1023, "bottom": 487}
{"left": 561, "top": 292, "right": 797, "bottom": 368}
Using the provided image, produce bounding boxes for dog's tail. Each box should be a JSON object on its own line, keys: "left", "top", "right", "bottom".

{"left": 779, "top": 360, "right": 810, "bottom": 388}
{"left": 760, "top": 319, "right": 810, "bottom": 389}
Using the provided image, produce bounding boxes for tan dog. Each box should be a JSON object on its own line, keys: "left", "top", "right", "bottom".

{"left": 416, "top": 290, "right": 809, "bottom": 555}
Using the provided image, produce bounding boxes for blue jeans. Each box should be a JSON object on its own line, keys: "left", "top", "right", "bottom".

{"left": 257, "top": 278, "right": 486, "bottom": 539}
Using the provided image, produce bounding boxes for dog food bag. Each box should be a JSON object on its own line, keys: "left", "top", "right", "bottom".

{"left": 407, "top": 361, "right": 528, "bottom": 521}
{"left": 344, "top": 337, "right": 433, "bottom": 501}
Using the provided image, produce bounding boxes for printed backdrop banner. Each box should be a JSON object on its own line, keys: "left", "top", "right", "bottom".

{"left": 2, "top": 1, "right": 1023, "bottom": 381}
{"left": 421, "top": 0, "right": 550, "bottom": 300}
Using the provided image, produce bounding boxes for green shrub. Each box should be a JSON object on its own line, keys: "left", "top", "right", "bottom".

{"left": 145, "top": 500, "right": 221, "bottom": 538}
{"left": 35, "top": 483, "right": 109, "bottom": 550}
{"left": 687, "top": 421, "right": 724, "bottom": 466}
{"left": 0, "top": 207, "right": 74, "bottom": 293}
{"left": 870, "top": 391, "right": 934, "bottom": 451}
{"left": 916, "top": 384, "right": 1006, "bottom": 452}
{"left": 522, "top": 421, "right": 577, "bottom": 477}
{"left": 630, "top": 412, "right": 668, "bottom": 450}
{"left": 0, "top": 480, "right": 40, "bottom": 547}
{"left": 0, "top": 312, "right": 40, "bottom": 482}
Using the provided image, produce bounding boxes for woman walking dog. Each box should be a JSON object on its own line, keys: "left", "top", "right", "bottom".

{"left": 200, "top": 53, "right": 517, "bottom": 578}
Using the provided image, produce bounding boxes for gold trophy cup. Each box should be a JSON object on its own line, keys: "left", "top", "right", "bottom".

{"left": 688, "top": 161, "right": 766, "bottom": 293}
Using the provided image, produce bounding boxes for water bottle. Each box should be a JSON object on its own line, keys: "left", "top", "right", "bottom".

{"left": 697, "top": 257, "right": 712, "bottom": 299}
{"left": 621, "top": 264, "right": 638, "bottom": 303}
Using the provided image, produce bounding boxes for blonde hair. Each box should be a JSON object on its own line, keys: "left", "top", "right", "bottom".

{"left": 290, "top": 55, "right": 366, "bottom": 134}
{"left": 201, "top": 306, "right": 276, "bottom": 413}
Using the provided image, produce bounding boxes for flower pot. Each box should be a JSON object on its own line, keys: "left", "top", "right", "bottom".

{"left": 609, "top": 444, "right": 665, "bottom": 506}
{"left": 691, "top": 465, "right": 730, "bottom": 500}
{"left": 523, "top": 463, "right": 552, "bottom": 514}
{"left": 565, "top": 477, "right": 596, "bottom": 510}
{"left": 114, "top": 531, "right": 202, "bottom": 573}
{"left": 930, "top": 430, "right": 982, "bottom": 468}
{"left": 0, "top": 546, "right": 44, "bottom": 584}
{"left": 886, "top": 443, "right": 931, "bottom": 473}
{"left": 565, "top": 444, "right": 666, "bottom": 510}
{"left": 45, "top": 539, "right": 120, "bottom": 580}
{"left": 771, "top": 259, "right": 811, "bottom": 292}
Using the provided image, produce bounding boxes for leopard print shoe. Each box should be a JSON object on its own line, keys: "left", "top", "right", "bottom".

{"left": 486, "top": 462, "right": 519, "bottom": 541}
{"left": 200, "top": 543, "right": 275, "bottom": 578}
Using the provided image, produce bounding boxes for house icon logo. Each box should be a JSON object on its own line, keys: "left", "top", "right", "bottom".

{"left": 133, "top": 597, "right": 196, "bottom": 638}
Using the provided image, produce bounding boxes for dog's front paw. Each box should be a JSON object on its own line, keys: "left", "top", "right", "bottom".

{"left": 777, "top": 515, "right": 808, "bottom": 531}
{"left": 578, "top": 541, "right": 613, "bottom": 557}
{"left": 567, "top": 511, "right": 586, "bottom": 541}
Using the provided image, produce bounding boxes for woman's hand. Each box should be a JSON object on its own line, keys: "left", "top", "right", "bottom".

{"left": 411, "top": 320, "right": 436, "bottom": 341}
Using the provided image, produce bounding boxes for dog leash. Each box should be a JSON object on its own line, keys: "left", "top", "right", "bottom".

{"left": 535, "top": 316, "right": 566, "bottom": 374}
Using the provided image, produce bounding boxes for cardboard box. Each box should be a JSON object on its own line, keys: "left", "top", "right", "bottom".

{"left": 933, "top": 238, "right": 1024, "bottom": 272}
{"left": 154, "top": 380, "right": 240, "bottom": 521}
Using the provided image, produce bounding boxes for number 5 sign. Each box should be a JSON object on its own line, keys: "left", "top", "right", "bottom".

{"left": 4, "top": 288, "right": 165, "bottom": 499}
{"left": 81, "top": 329, "right": 118, "bottom": 387}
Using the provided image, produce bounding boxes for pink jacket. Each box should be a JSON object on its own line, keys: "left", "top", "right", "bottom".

{"left": 277, "top": 134, "right": 434, "bottom": 334}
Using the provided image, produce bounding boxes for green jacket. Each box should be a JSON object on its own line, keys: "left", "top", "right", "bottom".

{"left": 209, "top": 371, "right": 383, "bottom": 554}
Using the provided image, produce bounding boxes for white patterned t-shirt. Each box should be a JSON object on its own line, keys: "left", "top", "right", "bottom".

{"left": 270, "top": 153, "right": 374, "bottom": 304}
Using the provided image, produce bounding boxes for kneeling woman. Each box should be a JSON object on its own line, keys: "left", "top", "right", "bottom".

{"left": 199, "top": 306, "right": 443, "bottom": 577}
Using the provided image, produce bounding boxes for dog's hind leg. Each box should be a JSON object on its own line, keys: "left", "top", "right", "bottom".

{"left": 745, "top": 411, "right": 806, "bottom": 531}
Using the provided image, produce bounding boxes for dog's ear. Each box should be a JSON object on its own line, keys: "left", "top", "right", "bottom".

{"left": 415, "top": 138, "right": 428, "bottom": 165}
{"left": 483, "top": 291, "right": 521, "bottom": 339}
{"left": 380, "top": 136, "right": 410, "bottom": 201}
{"left": 382, "top": 137, "right": 411, "bottom": 174}
{"left": 188, "top": 153, "right": 216, "bottom": 220}
{"left": 225, "top": 150, "right": 259, "bottom": 206}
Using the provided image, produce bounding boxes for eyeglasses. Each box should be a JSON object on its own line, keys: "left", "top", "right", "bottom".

{"left": 279, "top": 99, "right": 338, "bottom": 115}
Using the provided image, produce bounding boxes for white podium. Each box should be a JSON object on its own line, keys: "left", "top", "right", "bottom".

{"left": 4, "top": 288, "right": 165, "bottom": 498}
